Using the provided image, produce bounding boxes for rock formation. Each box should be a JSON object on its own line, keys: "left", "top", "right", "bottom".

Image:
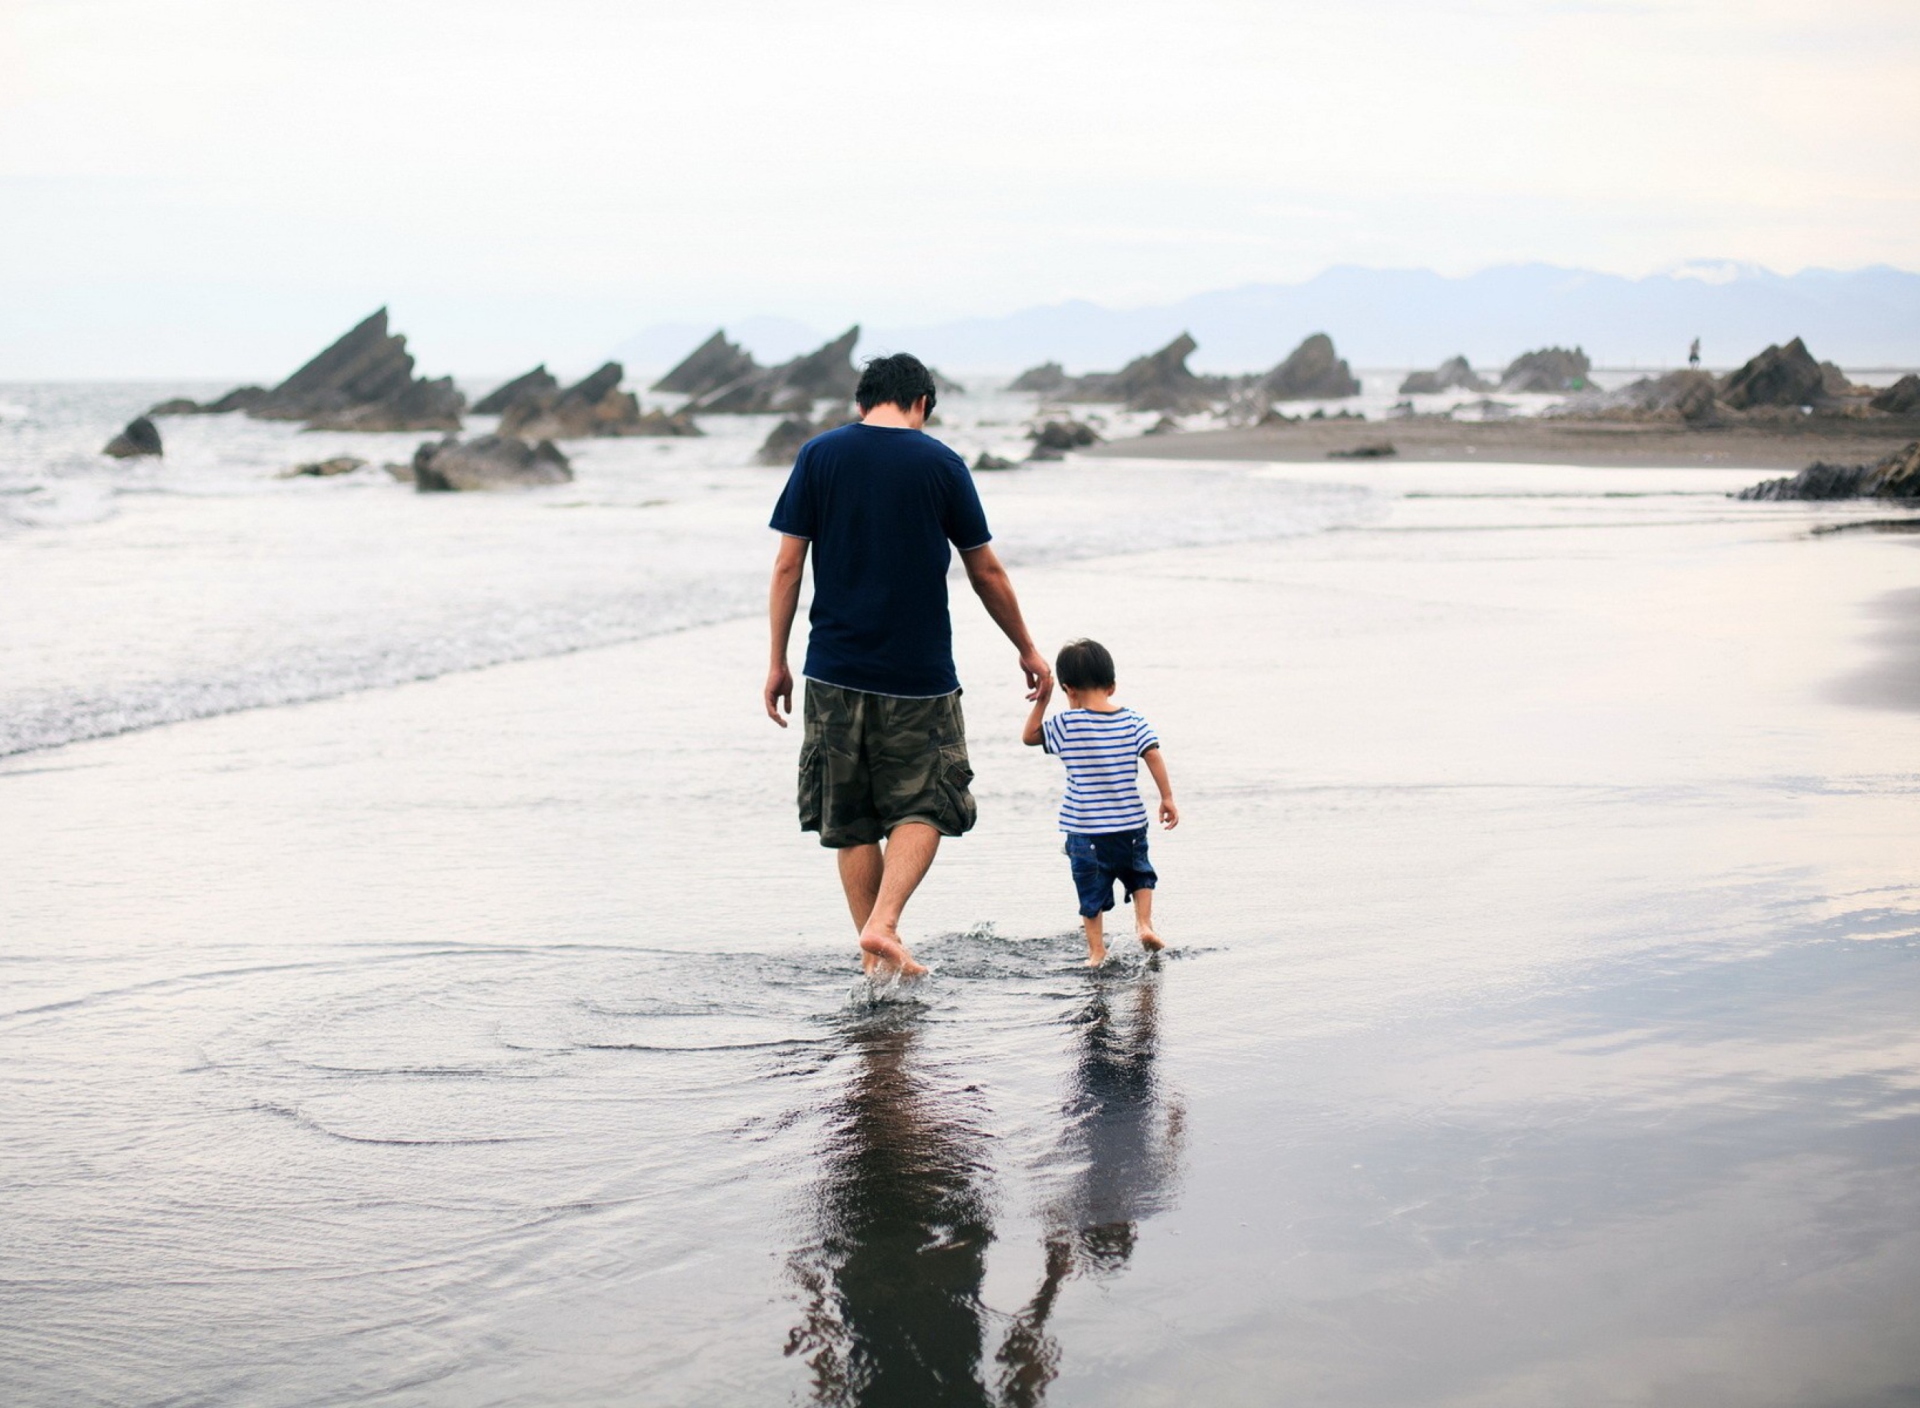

{"left": 1871, "top": 375, "right": 1920, "bottom": 416}
{"left": 494, "top": 362, "right": 698, "bottom": 438}
{"left": 472, "top": 365, "right": 559, "bottom": 416}
{"left": 1718, "top": 338, "right": 1829, "bottom": 410}
{"left": 1598, "top": 369, "right": 1722, "bottom": 423}
{"left": 932, "top": 368, "right": 966, "bottom": 396}
{"left": 1327, "top": 442, "right": 1396, "bottom": 459}
{"left": 279, "top": 456, "right": 366, "bottom": 478}
{"left": 1029, "top": 335, "right": 1231, "bottom": 412}
{"left": 409, "top": 435, "right": 573, "bottom": 492}
{"left": 689, "top": 328, "right": 861, "bottom": 415}
{"left": 1009, "top": 362, "right": 1068, "bottom": 394}
{"left": 145, "top": 397, "right": 203, "bottom": 416}
{"left": 1735, "top": 442, "right": 1920, "bottom": 501}
{"left": 652, "top": 331, "right": 760, "bottom": 398}
{"left": 1025, "top": 419, "right": 1101, "bottom": 461}
{"left": 973, "top": 451, "right": 1016, "bottom": 471}
{"left": 102, "top": 416, "right": 162, "bottom": 458}
{"left": 1499, "top": 347, "right": 1592, "bottom": 394}
{"left": 1143, "top": 415, "right": 1182, "bottom": 436}
{"left": 1398, "top": 355, "right": 1488, "bottom": 395}
{"left": 1258, "top": 334, "right": 1361, "bottom": 400}
{"left": 755, "top": 412, "right": 855, "bottom": 467}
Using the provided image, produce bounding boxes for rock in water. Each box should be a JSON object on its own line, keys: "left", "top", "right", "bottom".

{"left": 472, "top": 365, "right": 559, "bottom": 416}
{"left": 1718, "top": 338, "right": 1828, "bottom": 410}
{"left": 279, "top": 456, "right": 367, "bottom": 478}
{"left": 1104, "top": 333, "right": 1226, "bottom": 412}
{"left": 204, "top": 386, "right": 270, "bottom": 414}
{"left": 1869, "top": 374, "right": 1920, "bottom": 416}
{"left": 1259, "top": 334, "right": 1361, "bottom": 400}
{"left": 189, "top": 309, "right": 464, "bottom": 431}
{"left": 498, "top": 362, "right": 668, "bottom": 439}
{"left": 1398, "top": 355, "right": 1488, "bottom": 395}
{"left": 689, "top": 328, "right": 861, "bottom": 415}
{"left": 1024, "top": 419, "right": 1101, "bottom": 460}
{"left": 652, "top": 331, "right": 760, "bottom": 398}
{"left": 102, "top": 416, "right": 163, "bottom": 458}
{"left": 1009, "top": 362, "right": 1068, "bottom": 394}
{"left": 756, "top": 416, "right": 818, "bottom": 467}
{"left": 1499, "top": 347, "right": 1593, "bottom": 394}
{"left": 1598, "top": 369, "right": 1722, "bottom": 423}
{"left": 931, "top": 367, "right": 966, "bottom": 396}
{"left": 145, "top": 398, "right": 204, "bottom": 416}
{"left": 973, "top": 451, "right": 1016, "bottom": 471}
{"left": 1143, "top": 415, "right": 1182, "bottom": 436}
{"left": 411, "top": 435, "right": 573, "bottom": 492}
{"left": 1736, "top": 442, "right": 1920, "bottom": 501}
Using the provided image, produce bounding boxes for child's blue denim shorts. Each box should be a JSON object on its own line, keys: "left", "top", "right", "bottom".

{"left": 1065, "top": 828, "right": 1157, "bottom": 919}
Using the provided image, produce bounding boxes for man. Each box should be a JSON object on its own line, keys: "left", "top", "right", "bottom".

{"left": 764, "top": 352, "right": 1049, "bottom": 978}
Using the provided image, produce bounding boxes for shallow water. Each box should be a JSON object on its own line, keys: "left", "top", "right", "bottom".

{"left": 4, "top": 385, "right": 1920, "bottom": 1405}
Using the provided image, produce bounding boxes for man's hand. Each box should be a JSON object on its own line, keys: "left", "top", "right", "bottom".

{"left": 1158, "top": 797, "right": 1180, "bottom": 829}
{"left": 1019, "top": 646, "right": 1052, "bottom": 702}
{"left": 765, "top": 661, "right": 794, "bottom": 726}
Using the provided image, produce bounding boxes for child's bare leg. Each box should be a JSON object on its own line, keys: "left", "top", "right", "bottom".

{"left": 1134, "top": 888, "right": 1165, "bottom": 951}
{"left": 1082, "top": 912, "right": 1107, "bottom": 967}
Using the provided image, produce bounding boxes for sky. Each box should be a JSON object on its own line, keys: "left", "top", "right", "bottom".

{"left": 3, "top": 0, "right": 1918, "bottom": 377}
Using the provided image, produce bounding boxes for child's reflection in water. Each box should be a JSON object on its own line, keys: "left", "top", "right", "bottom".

{"left": 787, "top": 972, "right": 1182, "bottom": 1408}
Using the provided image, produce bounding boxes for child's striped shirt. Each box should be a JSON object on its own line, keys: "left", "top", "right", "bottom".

{"left": 1041, "top": 706, "right": 1160, "bottom": 834}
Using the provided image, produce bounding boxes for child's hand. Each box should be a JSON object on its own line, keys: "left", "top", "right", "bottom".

{"left": 1159, "top": 797, "right": 1179, "bottom": 828}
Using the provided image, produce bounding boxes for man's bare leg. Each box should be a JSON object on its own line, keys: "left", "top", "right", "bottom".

{"left": 857, "top": 822, "right": 938, "bottom": 977}
{"left": 1082, "top": 912, "right": 1107, "bottom": 968}
{"left": 838, "top": 843, "right": 884, "bottom": 973}
{"left": 1134, "top": 888, "right": 1165, "bottom": 952}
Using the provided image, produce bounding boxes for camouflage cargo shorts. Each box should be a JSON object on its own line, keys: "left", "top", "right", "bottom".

{"left": 798, "top": 680, "right": 977, "bottom": 848}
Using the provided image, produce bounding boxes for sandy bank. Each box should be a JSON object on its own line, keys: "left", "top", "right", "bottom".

{"left": 1087, "top": 414, "right": 1920, "bottom": 470}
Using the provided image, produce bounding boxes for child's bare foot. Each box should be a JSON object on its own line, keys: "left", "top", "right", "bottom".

{"left": 859, "top": 930, "right": 928, "bottom": 978}
{"left": 1086, "top": 945, "right": 1108, "bottom": 968}
{"left": 1137, "top": 925, "right": 1165, "bottom": 953}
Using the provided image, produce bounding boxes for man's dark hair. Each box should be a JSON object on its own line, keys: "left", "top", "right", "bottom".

{"left": 1056, "top": 638, "right": 1116, "bottom": 692}
{"left": 856, "top": 352, "right": 937, "bottom": 415}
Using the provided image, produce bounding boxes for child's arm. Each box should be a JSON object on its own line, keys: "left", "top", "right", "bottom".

{"left": 1021, "top": 676, "right": 1054, "bottom": 746}
{"left": 1143, "top": 746, "right": 1179, "bottom": 827}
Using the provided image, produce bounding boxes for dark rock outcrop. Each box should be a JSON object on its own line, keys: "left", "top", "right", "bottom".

{"left": 1598, "top": 369, "right": 1722, "bottom": 423}
{"left": 1259, "top": 334, "right": 1361, "bottom": 400}
{"left": 495, "top": 362, "right": 691, "bottom": 439}
{"left": 1327, "top": 442, "right": 1396, "bottom": 459}
{"left": 932, "top": 368, "right": 966, "bottom": 396}
{"left": 102, "top": 416, "right": 162, "bottom": 458}
{"left": 410, "top": 435, "right": 572, "bottom": 492}
{"left": 690, "top": 328, "right": 861, "bottom": 415}
{"left": 1025, "top": 419, "right": 1101, "bottom": 460}
{"left": 1736, "top": 442, "right": 1920, "bottom": 501}
{"left": 229, "top": 309, "right": 466, "bottom": 431}
{"left": 1009, "top": 362, "right": 1068, "bottom": 395}
{"left": 755, "top": 412, "right": 855, "bottom": 467}
{"left": 1143, "top": 415, "right": 1182, "bottom": 436}
{"left": 1871, "top": 375, "right": 1920, "bottom": 416}
{"left": 472, "top": 365, "right": 559, "bottom": 416}
{"left": 1719, "top": 337, "right": 1827, "bottom": 410}
{"left": 1036, "top": 335, "right": 1231, "bottom": 411}
{"left": 1398, "top": 355, "right": 1488, "bottom": 395}
{"left": 973, "top": 451, "right": 1016, "bottom": 471}
{"left": 652, "top": 331, "right": 760, "bottom": 398}
{"left": 145, "top": 397, "right": 203, "bottom": 416}
{"left": 279, "top": 456, "right": 366, "bottom": 478}
{"left": 1499, "top": 347, "right": 1592, "bottom": 394}
{"left": 204, "top": 386, "right": 270, "bottom": 414}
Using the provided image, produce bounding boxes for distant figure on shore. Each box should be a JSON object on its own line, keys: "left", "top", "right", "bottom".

{"left": 1689, "top": 337, "right": 1702, "bottom": 370}
{"left": 1024, "top": 639, "right": 1178, "bottom": 965}
{"left": 765, "top": 353, "right": 1050, "bottom": 979}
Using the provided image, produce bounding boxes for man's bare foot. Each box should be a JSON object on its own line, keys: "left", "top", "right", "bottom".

{"left": 859, "top": 931, "right": 928, "bottom": 978}
{"left": 1137, "top": 926, "right": 1166, "bottom": 953}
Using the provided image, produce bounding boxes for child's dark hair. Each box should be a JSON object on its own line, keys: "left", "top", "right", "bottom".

{"left": 855, "top": 353, "right": 937, "bottom": 414}
{"left": 1056, "top": 638, "right": 1116, "bottom": 692}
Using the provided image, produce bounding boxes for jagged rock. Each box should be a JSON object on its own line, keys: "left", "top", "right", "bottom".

{"left": 1259, "top": 333, "right": 1361, "bottom": 400}
{"left": 1398, "top": 355, "right": 1488, "bottom": 395}
{"left": 279, "top": 456, "right": 366, "bottom": 478}
{"left": 631, "top": 408, "right": 702, "bottom": 437}
{"left": 146, "top": 397, "right": 203, "bottom": 416}
{"left": 932, "top": 368, "right": 966, "bottom": 396}
{"left": 202, "top": 309, "right": 466, "bottom": 431}
{"left": 411, "top": 435, "right": 572, "bottom": 492}
{"left": 1600, "top": 369, "right": 1722, "bottom": 423}
{"left": 1499, "top": 347, "right": 1592, "bottom": 394}
{"left": 498, "top": 362, "right": 657, "bottom": 439}
{"left": 1718, "top": 338, "right": 1827, "bottom": 410}
{"left": 102, "top": 416, "right": 162, "bottom": 458}
{"left": 973, "top": 451, "right": 1016, "bottom": 471}
{"left": 690, "top": 328, "right": 860, "bottom": 414}
{"left": 652, "top": 331, "right": 760, "bottom": 397}
{"left": 1327, "top": 442, "right": 1396, "bottom": 459}
{"left": 1009, "top": 362, "right": 1068, "bottom": 394}
{"left": 756, "top": 416, "right": 817, "bottom": 467}
{"left": 1871, "top": 374, "right": 1920, "bottom": 415}
{"left": 1143, "top": 415, "right": 1182, "bottom": 436}
{"left": 1038, "top": 335, "right": 1231, "bottom": 412}
{"left": 472, "top": 365, "right": 559, "bottom": 416}
{"left": 1257, "top": 407, "right": 1299, "bottom": 426}
{"left": 1735, "top": 442, "right": 1920, "bottom": 501}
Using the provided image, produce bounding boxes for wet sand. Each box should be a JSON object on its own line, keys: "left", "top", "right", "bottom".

{"left": 3, "top": 463, "right": 1919, "bottom": 1405}
{"left": 1090, "top": 414, "right": 1920, "bottom": 470}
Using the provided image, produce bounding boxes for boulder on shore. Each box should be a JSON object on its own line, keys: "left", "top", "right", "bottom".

{"left": 974, "top": 451, "right": 1016, "bottom": 471}
{"left": 410, "top": 435, "right": 573, "bottom": 492}
{"left": 1398, "top": 355, "right": 1488, "bottom": 395}
{"left": 1870, "top": 374, "right": 1920, "bottom": 416}
{"left": 1735, "top": 441, "right": 1920, "bottom": 501}
{"left": 1259, "top": 334, "right": 1361, "bottom": 400}
{"left": 472, "top": 365, "right": 559, "bottom": 416}
{"left": 102, "top": 416, "right": 163, "bottom": 458}
{"left": 1718, "top": 337, "right": 1829, "bottom": 410}
{"left": 1327, "top": 442, "right": 1396, "bottom": 459}
{"left": 652, "top": 331, "right": 760, "bottom": 398}
{"left": 1025, "top": 419, "right": 1101, "bottom": 460}
{"left": 1009, "top": 362, "right": 1068, "bottom": 395}
{"left": 1499, "top": 347, "right": 1592, "bottom": 394}
{"left": 690, "top": 328, "right": 861, "bottom": 415}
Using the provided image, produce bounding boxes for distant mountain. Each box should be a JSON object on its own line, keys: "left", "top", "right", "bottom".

{"left": 863, "top": 264, "right": 1920, "bottom": 374}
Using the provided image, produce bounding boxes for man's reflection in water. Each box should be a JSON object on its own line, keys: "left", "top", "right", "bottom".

{"left": 997, "top": 971, "right": 1185, "bottom": 1408}
{"left": 786, "top": 1018, "right": 998, "bottom": 1407}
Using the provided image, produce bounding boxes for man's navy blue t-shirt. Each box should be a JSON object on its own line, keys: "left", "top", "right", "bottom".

{"left": 769, "top": 423, "right": 991, "bottom": 698}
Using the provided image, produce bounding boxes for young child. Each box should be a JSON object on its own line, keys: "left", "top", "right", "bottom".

{"left": 1023, "top": 638, "right": 1179, "bottom": 966}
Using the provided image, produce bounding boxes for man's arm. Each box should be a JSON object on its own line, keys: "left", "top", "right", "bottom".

{"left": 960, "top": 543, "right": 1050, "bottom": 700}
{"left": 765, "top": 534, "right": 808, "bottom": 726}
